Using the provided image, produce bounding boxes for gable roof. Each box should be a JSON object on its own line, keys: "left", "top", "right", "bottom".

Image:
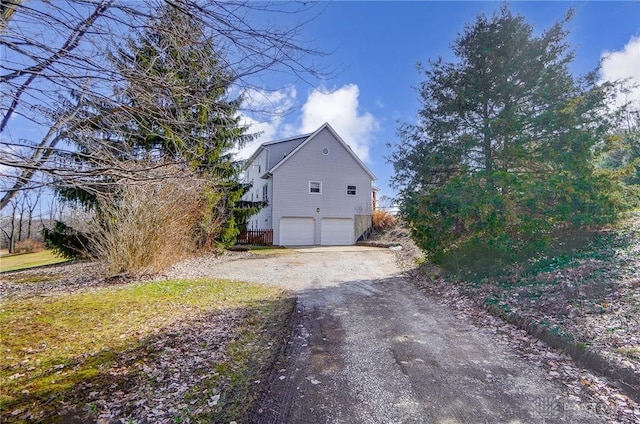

{"left": 245, "top": 133, "right": 308, "bottom": 166}
{"left": 248, "top": 123, "right": 376, "bottom": 180}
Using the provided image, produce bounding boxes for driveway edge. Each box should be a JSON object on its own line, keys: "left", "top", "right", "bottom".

{"left": 481, "top": 302, "right": 640, "bottom": 403}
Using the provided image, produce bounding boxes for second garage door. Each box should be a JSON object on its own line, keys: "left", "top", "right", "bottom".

{"left": 320, "top": 218, "right": 354, "bottom": 246}
{"left": 279, "top": 217, "right": 315, "bottom": 246}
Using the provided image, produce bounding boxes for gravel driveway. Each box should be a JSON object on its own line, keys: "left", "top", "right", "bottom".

{"left": 166, "top": 246, "right": 606, "bottom": 423}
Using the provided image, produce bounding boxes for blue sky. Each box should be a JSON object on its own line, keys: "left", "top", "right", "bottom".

{"left": 2, "top": 1, "right": 639, "bottom": 208}
{"left": 238, "top": 1, "right": 640, "bottom": 204}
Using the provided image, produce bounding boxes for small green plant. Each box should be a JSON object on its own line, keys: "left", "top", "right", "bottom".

{"left": 85, "top": 402, "right": 98, "bottom": 415}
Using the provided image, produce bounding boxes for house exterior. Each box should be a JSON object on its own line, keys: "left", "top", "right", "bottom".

{"left": 242, "top": 123, "right": 376, "bottom": 246}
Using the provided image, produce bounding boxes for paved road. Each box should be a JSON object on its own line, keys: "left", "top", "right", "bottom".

{"left": 208, "top": 246, "right": 602, "bottom": 423}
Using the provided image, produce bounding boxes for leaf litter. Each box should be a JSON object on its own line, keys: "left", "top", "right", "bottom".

{"left": 372, "top": 219, "right": 640, "bottom": 423}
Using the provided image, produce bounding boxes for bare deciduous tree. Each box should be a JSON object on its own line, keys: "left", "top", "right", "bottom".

{"left": 0, "top": 196, "right": 18, "bottom": 252}
{"left": 1, "top": 0, "right": 326, "bottom": 210}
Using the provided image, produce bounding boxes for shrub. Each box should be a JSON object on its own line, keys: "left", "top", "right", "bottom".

{"left": 372, "top": 210, "right": 398, "bottom": 230}
{"left": 91, "top": 178, "right": 223, "bottom": 274}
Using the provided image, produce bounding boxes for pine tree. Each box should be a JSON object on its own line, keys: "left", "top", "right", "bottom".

{"left": 390, "top": 5, "right": 623, "bottom": 265}
{"left": 108, "top": 5, "right": 260, "bottom": 245}
{"left": 50, "top": 5, "right": 262, "bottom": 260}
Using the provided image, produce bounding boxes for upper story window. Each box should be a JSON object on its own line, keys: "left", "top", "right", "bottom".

{"left": 309, "top": 181, "right": 322, "bottom": 194}
{"left": 347, "top": 185, "right": 357, "bottom": 196}
{"left": 263, "top": 184, "right": 268, "bottom": 201}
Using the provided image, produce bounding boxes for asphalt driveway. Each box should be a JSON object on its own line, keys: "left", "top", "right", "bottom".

{"left": 206, "top": 246, "right": 604, "bottom": 423}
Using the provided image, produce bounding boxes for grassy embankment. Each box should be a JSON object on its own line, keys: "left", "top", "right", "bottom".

{"left": 439, "top": 212, "right": 640, "bottom": 365}
{"left": 0, "top": 278, "right": 294, "bottom": 422}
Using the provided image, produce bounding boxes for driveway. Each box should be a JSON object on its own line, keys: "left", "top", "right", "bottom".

{"left": 205, "top": 246, "right": 603, "bottom": 423}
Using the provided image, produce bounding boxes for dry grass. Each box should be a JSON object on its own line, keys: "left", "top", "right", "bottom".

{"left": 13, "top": 239, "right": 45, "bottom": 254}
{"left": 91, "top": 178, "right": 215, "bottom": 274}
{"left": 372, "top": 210, "right": 398, "bottom": 230}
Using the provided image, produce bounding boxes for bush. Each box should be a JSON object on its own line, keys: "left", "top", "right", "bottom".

{"left": 91, "top": 178, "right": 222, "bottom": 274}
{"left": 372, "top": 210, "right": 398, "bottom": 230}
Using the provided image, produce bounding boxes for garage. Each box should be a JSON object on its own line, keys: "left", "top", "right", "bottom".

{"left": 279, "top": 217, "right": 315, "bottom": 245}
{"left": 320, "top": 218, "right": 354, "bottom": 246}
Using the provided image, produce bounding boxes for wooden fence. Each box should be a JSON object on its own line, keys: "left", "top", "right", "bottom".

{"left": 236, "top": 229, "right": 273, "bottom": 246}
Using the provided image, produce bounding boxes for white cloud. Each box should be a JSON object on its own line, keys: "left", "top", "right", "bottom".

{"left": 243, "top": 86, "right": 297, "bottom": 115}
{"left": 234, "top": 83, "right": 379, "bottom": 164}
{"left": 235, "top": 115, "right": 281, "bottom": 160}
{"left": 235, "top": 86, "right": 298, "bottom": 160}
{"left": 298, "top": 84, "right": 378, "bottom": 163}
{"left": 600, "top": 36, "right": 640, "bottom": 110}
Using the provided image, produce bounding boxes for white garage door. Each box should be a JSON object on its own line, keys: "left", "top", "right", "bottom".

{"left": 279, "top": 217, "right": 315, "bottom": 246}
{"left": 321, "top": 218, "right": 354, "bottom": 246}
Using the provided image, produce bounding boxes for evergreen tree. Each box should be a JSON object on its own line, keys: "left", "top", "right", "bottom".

{"left": 110, "top": 5, "right": 259, "bottom": 245}
{"left": 111, "top": 5, "right": 254, "bottom": 176}
{"left": 52, "top": 4, "right": 262, "bottom": 253}
{"left": 390, "top": 5, "right": 624, "bottom": 264}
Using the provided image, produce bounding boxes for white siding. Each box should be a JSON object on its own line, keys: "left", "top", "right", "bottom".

{"left": 271, "top": 127, "right": 372, "bottom": 245}
{"left": 242, "top": 150, "right": 272, "bottom": 229}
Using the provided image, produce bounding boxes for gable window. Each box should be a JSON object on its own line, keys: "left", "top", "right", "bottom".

{"left": 346, "top": 185, "right": 357, "bottom": 196}
{"left": 309, "top": 181, "right": 322, "bottom": 194}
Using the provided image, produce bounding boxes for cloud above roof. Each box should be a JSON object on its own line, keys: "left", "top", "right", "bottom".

{"left": 236, "top": 86, "right": 297, "bottom": 159}
{"left": 237, "top": 84, "right": 379, "bottom": 163}
{"left": 297, "top": 84, "right": 378, "bottom": 163}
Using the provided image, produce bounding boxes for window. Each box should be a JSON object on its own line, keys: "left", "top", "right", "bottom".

{"left": 322, "top": 148, "right": 329, "bottom": 155}
{"left": 347, "top": 185, "right": 357, "bottom": 196}
{"left": 309, "top": 181, "right": 322, "bottom": 194}
{"left": 262, "top": 184, "right": 268, "bottom": 201}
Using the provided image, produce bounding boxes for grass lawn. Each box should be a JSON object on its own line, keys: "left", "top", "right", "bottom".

{"left": 250, "top": 246, "right": 293, "bottom": 255}
{"left": 0, "top": 250, "right": 69, "bottom": 273}
{"left": 0, "top": 278, "right": 294, "bottom": 422}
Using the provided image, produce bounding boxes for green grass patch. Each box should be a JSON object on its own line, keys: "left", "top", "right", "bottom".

{"left": 0, "top": 278, "right": 293, "bottom": 422}
{"left": 250, "top": 246, "right": 292, "bottom": 255}
{"left": 615, "top": 346, "right": 640, "bottom": 360}
{"left": 0, "top": 250, "right": 69, "bottom": 273}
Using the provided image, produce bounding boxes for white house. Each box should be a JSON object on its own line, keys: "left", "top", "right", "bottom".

{"left": 242, "top": 123, "right": 376, "bottom": 246}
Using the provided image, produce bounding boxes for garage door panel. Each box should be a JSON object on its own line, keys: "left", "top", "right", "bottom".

{"left": 321, "top": 218, "right": 354, "bottom": 246}
{"left": 280, "top": 217, "right": 315, "bottom": 246}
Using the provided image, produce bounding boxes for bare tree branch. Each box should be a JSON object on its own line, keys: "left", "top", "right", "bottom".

{"left": 1, "top": 0, "right": 326, "bottom": 210}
